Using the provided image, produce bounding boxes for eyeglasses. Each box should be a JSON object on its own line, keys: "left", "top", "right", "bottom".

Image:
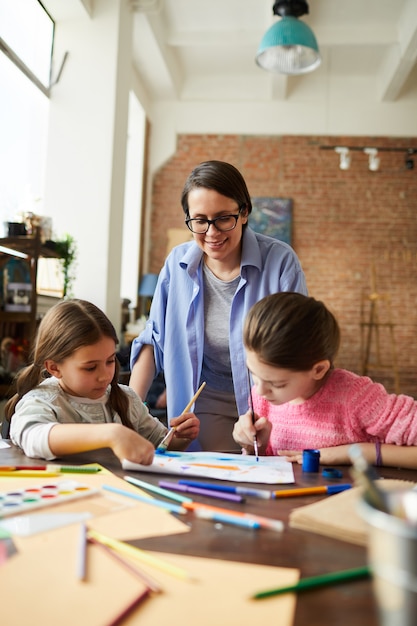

{"left": 185, "top": 212, "right": 241, "bottom": 234}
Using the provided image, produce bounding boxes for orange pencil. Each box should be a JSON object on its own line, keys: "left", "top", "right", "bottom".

{"left": 272, "top": 484, "right": 352, "bottom": 498}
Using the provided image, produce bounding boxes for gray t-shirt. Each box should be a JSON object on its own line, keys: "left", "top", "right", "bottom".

{"left": 201, "top": 263, "right": 240, "bottom": 393}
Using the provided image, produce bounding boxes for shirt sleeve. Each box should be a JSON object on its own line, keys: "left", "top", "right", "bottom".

{"left": 10, "top": 396, "right": 60, "bottom": 460}
{"left": 130, "top": 268, "right": 168, "bottom": 373}
{"left": 346, "top": 374, "right": 417, "bottom": 445}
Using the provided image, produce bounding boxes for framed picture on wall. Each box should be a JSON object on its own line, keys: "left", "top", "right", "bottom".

{"left": 250, "top": 197, "right": 293, "bottom": 245}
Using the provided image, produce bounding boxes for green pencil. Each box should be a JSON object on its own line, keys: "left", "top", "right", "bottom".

{"left": 251, "top": 566, "right": 371, "bottom": 599}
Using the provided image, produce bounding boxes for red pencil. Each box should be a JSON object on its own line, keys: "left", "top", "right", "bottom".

{"left": 106, "top": 588, "right": 151, "bottom": 626}
{"left": 0, "top": 466, "right": 48, "bottom": 471}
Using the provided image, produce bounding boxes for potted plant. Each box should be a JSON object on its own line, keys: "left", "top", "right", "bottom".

{"left": 55, "top": 234, "right": 77, "bottom": 298}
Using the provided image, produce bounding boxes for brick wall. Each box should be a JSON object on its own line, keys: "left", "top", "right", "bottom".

{"left": 148, "top": 134, "right": 417, "bottom": 397}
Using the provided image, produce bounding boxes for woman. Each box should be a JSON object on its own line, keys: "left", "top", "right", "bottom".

{"left": 130, "top": 160, "right": 307, "bottom": 451}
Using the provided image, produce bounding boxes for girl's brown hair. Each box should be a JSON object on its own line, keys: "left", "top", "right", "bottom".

{"left": 5, "top": 299, "right": 132, "bottom": 427}
{"left": 244, "top": 292, "right": 340, "bottom": 371}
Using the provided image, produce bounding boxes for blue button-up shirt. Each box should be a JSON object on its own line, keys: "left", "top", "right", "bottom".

{"left": 130, "top": 227, "right": 307, "bottom": 423}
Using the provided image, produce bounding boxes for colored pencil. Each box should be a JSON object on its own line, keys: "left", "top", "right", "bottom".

{"left": 124, "top": 475, "right": 193, "bottom": 504}
{"left": 77, "top": 522, "right": 88, "bottom": 581}
{"left": 0, "top": 470, "right": 60, "bottom": 478}
{"left": 106, "top": 587, "right": 151, "bottom": 626}
{"left": 156, "top": 381, "right": 206, "bottom": 452}
{"left": 158, "top": 480, "right": 245, "bottom": 503}
{"left": 184, "top": 501, "right": 284, "bottom": 532}
{"left": 88, "top": 536, "right": 162, "bottom": 593}
{"left": 272, "top": 484, "right": 352, "bottom": 498}
{"left": 0, "top": 465, "right": 101, "bottom": 473}
{"left": 251, "top": 566, "right": 371, "bottom": 599}
{"left": 88, "top": 529, "right": 192, "bottom": 581}
{"left": 102, "top": 484, "right": 188, "bottom": 514}
{"left": 195, "top": 508, "right": 260, "bottom": 529}
{"left": 178, "top": 480, "right": 273, "bottom": 500}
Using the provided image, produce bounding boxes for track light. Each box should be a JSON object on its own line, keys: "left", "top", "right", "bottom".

{"left": 364, "top": 148, "right": 380, "bottom": 172}
{"left": 256, "top": 0, "right": 321, "bottom": 75}
{"left": 335, "top": 147, "right": 351, "bottom": 171}
{"left": 405, "top": 149, "right": 414, "bottom": 170}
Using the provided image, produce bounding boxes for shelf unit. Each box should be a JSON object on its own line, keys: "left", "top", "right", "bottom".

{"left": 0, "top": 228, "right": 61, "bottom": 397}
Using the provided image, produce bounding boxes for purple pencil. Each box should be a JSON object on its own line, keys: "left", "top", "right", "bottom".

{"left": 158, "top": 480, "right": 245, "bottom": 503}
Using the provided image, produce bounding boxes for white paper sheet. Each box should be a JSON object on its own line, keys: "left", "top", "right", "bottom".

{"left": 122, "top": 451, "right": 295, "bottom": 484}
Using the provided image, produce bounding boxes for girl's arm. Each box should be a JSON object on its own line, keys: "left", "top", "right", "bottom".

{"left": 48, "top": 422, "right": 155, "bottom": 464}
{"left": 129, "top": 344, "right": 157, "bottom": 402}
{"left": 280, "top": 442, "right": 417, "bottom": 470}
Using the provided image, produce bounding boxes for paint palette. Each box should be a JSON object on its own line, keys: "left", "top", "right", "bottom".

{"left": 0, "top": 480, "right": 99, "bottom": 519}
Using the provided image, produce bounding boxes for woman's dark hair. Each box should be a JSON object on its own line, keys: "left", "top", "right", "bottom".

{"left": 5, "top": 299, "right": 133, "bottom": 428}
{"left": 244, "top": 292, "right": 340, "bottom": 371}
{"left": 181, "top": 160, "right": 252, "bottom": 223}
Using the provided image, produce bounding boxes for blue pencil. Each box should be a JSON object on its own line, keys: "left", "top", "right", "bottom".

{"left": 178, "top": 480, "right": 273, "bottom": 500}
{"left": 124, "top": 475, "right": 193, "bottom": 504}
{"left": 194, "top": 508, "right": 260, "bottom": 530}
{"left": 102, "top": 484, "right": 187, "bottom": 514}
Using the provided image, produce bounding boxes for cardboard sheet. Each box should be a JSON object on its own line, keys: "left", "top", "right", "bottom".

{"left": 1, "top": 521, "right": 298, "bottom": 626}
{"left": 0, "top": 466, "right": 298, "bottom": 625}
{"left": 289, "top": 478, "right": 416, "bottom": 545}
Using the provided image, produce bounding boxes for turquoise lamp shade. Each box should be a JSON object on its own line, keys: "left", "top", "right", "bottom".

{"left": 138, "top": 273, "right": 159, "bottom": 297}
{"left": 256, "top": 15, "right": 321, "bottom": 75}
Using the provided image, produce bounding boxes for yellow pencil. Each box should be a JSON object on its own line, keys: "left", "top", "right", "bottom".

{"left": 88, "top": 529, "right": 193, "bottom": 581}
{"left": 0, "top": 471, "right": 59, "bottom": 478}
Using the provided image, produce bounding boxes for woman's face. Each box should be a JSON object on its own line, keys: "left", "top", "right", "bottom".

{"left": 187, "top": 188, "right": 248, "bottom": 265}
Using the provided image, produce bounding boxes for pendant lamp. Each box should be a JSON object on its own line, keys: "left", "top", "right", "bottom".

{"left": 256, "top": 0, "right": 321, "bottom": 75}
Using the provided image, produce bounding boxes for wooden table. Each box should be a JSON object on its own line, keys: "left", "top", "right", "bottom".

{"left": 2, "top": 442, "right": 417, "bottom": 626}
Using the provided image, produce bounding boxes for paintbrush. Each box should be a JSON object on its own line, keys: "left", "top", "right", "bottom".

{"left": 348, "top": 444, "right": 389, "bottom": 512}
{"left": 156, "top": 381, "right": 206, "bottom": 452}
{"left": 247, "top": 370, "right": 259, "bottom": 462}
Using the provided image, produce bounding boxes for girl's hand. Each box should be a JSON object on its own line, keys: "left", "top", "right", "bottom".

{"left": 169, "top": 412, "right": 200, "bottom": 449}
{"left": 233, "top": 410, "right": 271, "bottom": 453}
{"left": 111, "top": 424, "right": 155, "bottom": 465}
{"left": 278, "top": 445, "right": 353, "bottom": 466}
{"left": 278, "top": 450, "right": 303, "bottom": 464}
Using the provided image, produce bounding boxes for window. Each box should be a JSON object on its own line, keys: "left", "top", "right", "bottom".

{"left": 0, "top": 0, "right": 53, "bottom": 230}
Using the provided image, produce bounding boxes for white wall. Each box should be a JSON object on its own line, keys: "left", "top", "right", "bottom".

{"left": 43, "top": 0, "right": 132, "bottom": 333}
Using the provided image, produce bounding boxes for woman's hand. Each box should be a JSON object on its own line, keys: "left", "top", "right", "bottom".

{"left": 233, "top": 410, "right": 272, "bottom": 454}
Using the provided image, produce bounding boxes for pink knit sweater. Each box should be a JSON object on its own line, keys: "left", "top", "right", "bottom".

{"left": 250, "top": 369, "right": 417, "bottom": 455}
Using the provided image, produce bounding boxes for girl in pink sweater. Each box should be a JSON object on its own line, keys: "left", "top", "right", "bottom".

{"left": 232, "top": 292, "right": 417, "bottom": 469}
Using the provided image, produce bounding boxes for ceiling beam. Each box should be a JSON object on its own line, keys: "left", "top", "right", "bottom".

{"left": 139, "top": 11, "right": 184, "bottom": 98}
{"left": 378, "top": 0, "right": 417, "bottom": 101}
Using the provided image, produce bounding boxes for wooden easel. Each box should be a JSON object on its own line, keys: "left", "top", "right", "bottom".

{"left": 360, "top": 265, "right": 400, "bottom": 393}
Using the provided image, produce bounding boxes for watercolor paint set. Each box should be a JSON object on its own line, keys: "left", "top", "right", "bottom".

{"left": 0, "top": 480, "right": 99, "bottom": 519}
